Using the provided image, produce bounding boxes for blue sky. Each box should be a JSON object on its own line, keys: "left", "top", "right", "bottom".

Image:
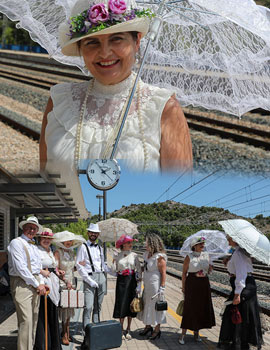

{"left": 79, "top": 161, "right": 270, "bottom": 218}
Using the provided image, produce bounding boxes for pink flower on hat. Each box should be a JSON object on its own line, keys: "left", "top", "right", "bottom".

{"left": 109, "top": 0, "right": 127, "bottom": 14}
{"left": 88, "top": 4, "right": 109, "bottom": 24}
{"left": 39, "top": 228, "right": 54, "bottom": 238}
{"left": 116, "top": 234, "right": 137, "bottom": 249}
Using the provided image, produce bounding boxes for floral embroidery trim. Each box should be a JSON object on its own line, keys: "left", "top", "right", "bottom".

{"left": 68, "top": 0, "right": 155, "bottom": 39}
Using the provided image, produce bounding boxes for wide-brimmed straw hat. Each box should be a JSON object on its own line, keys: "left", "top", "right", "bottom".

{"left": 37, "top": 228, "right": 54, "bottom": 239}
{"left": 52, "top": 231, "right": 86, "bottom": 249}
{"left": 87, "top": 223, "right": 101, "bottom": 233}
{"left": 19, "top": 216, "right": 43, "bottom": 234}
{"left": 116, "top": 234, "right": 138, "bottom": 249}
{"left": 190, "top": 236, "right": 206, "bottom": 249}
{"left": 59, "top": 0, "right": 153, "bottom": 56}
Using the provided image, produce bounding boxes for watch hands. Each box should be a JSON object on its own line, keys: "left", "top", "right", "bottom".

{"left": 94, "top": 162, "right": 113, "bottom": 179}
{"left": 94, "top": 161, "right": 107, "bottom": 174}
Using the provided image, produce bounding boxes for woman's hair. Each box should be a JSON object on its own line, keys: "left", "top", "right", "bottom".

{"left": 146, "top": 233, "right": 165, "bottom": 255}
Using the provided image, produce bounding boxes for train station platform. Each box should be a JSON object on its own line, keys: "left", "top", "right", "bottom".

{"left": 1, "top": 273, "right": 269, "bottom": 350}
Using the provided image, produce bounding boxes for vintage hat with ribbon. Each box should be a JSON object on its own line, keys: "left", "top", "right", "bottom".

{"left": 190, "top": 236, "right": 206, "bottom": 249}
{"left": 59, "top": 0, "right": 154, "bottom": 56}
{"left": 52, "top": 231, "right": 86, "bottom": 249}
{"left": 116, "top": 234, "right": 138, "bottom": 248}
{"left": 37, "top": 227, "right": 54, "bottom": 238}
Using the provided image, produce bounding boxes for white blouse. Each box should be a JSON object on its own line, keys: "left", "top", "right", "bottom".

{"left": 227, "top": 247, "right": 253, "bottom": 294}
{"left": 38, "top": 246, "right": 58, "bottom": 269}
{"left": 113, "top": 250, "right": 142, "bottom": 279}
{"left": 46, "top": 72, "right": 173, "bottom": 173}
{"left": 188, "top": 251, "right": 210, "bottom": 274}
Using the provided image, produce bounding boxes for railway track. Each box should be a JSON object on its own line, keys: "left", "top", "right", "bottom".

{"left": 1, "top": 52, "right": 270, "bottom": 150}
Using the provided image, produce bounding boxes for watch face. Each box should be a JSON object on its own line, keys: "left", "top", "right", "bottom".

{"left": 86, "top": 159, "right": 121, "bottom": 190}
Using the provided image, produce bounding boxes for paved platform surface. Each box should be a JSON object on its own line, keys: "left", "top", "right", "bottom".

{"left": 1, "top": 275, "right": 270, "bottom": 350}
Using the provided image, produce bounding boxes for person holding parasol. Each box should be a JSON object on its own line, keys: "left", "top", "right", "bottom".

{"left": 38, "top": 0, "right": 193, "bottom": 174}
{"left": 218, "top": 219, "right": 264, "bottom": 350}
{"left": 179, "top": 236, "right": 215, "bottom": 345}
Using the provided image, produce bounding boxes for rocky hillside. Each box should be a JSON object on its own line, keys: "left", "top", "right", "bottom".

{"left": 90, "top": 200, "right": 270, "bottom": 247}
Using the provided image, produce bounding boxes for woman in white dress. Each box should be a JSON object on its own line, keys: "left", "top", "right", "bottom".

{"left": 52, "top": 231, "right": 85, "bottom": 346}
{"left": 39, "top": 0, "right": 192, "bottom": 175}
{"left": 138, "top": 233, "right": 167, "bottom": 340}
{"left": 34, "top": 228, "right": 62, "bottom": 350}
{"left": 112, "top": 234, "right": 142, "bottom": 339}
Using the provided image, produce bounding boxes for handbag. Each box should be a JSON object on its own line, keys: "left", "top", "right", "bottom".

{"left": 176, "top": 300, "right": 184, "bottom": 316}
{"left": 231, "top": 306, "right": 242, "bottom": 324}
{"left": 130, "top": 296, "right": 143, "bottom": 313}
{"left": 60, "top": 289, "right": 84, "bottom": 308}
{"left": 155, "top": 300, "right": 168, "bottom": 311}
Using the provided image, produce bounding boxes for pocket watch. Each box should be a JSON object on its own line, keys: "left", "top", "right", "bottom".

{"left": 86, "top": 159, "right": 121, "bottom": 191}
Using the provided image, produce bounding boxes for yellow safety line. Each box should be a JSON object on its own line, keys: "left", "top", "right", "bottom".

{"left": 167, "top": 306, "right": 216, "bottom": 349}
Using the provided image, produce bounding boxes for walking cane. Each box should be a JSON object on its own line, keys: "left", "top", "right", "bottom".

{"left": 45, "top": 290, "right": 50, "bottom": 350}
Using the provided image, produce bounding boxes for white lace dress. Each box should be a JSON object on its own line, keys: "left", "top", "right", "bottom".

{"left": 57, "top": 249, "right": 76, "bottom": 321}
{"left": 46, "top": 72, "right": 173, "bottom": 173}
{"left": 137, "top": 252, "right": 167, "bottom": 326}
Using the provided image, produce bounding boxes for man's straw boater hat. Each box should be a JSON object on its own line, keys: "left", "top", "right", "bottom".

{"left": 59, "top": 0, "right": 154, "bottom": 56}
{"left": 19, "top": 216, "right": 43, "bottom": 233}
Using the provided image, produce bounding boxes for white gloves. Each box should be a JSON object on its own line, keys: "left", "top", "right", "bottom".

{"left": 89, "top": 279, "right": 99, "bottom": 288}
{"left": 136, "top": 282, "right": 142, "bottom": 294}
{"left": 158, "top": 286, "right": 165, "bottom": 296}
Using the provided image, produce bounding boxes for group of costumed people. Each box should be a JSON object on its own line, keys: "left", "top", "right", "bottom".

{"left": 178, "top": 234, "right": 263, "bottom": 350}
{"left": 7, "top": 215, "right": 169, "bottom": 350}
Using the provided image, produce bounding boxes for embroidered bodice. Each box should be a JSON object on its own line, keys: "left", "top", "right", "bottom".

{"left": 38, "top": 246, "right": 58, "bottom": 269}
{"left": 45, "top": 72, "right": 173, "bottom": 172}
{"left": 57, "top": 249, "right": 76, "bottom": 285}
{"left": 188, "top": 251, "right": 210, "bottom": 274}
{"left": 113, "top": 250, "right": 141, "bottom": 277}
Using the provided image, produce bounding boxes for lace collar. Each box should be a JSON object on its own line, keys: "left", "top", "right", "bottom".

{"left": 192, "top": 251, "right": 201, "bottom": 257}
{"left": 92, "top": 72, "right": 136, "bottom": 97}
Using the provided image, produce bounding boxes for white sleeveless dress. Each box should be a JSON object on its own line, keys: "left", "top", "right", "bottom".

{"left": 137, "top": 252, "right": 167, "bottom": 326}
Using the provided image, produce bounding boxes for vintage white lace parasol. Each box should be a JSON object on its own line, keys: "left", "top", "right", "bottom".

{"left": 1, "top": 0, "right": 270, "bottom": 116}
{"left": 97, "top": 218, "right": 139, "bottom": 242}
{"left": 179, "top": 229, "right": 230, "bottom": 260}
{"left": 219, "top": 219, "right": 270, "bottom": 265}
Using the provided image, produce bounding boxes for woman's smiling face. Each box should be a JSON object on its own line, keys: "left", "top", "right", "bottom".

{"left": 80, "top": 32, "right": 141, "bottom": 85}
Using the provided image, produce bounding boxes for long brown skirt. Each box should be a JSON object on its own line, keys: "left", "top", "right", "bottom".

{"left": 181, "top": 273, "right": 215, "bottom": 330}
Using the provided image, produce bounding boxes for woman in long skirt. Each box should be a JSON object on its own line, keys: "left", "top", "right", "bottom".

{"left": 34, "top": 229, "right": 61, "bottom": 350}
{"left": 217, "top": 235, "right": 263, "bottom": 350}
{"left": 113, "top": 235, "right": 141, "bottom": 340}
{"left": 179, "top": 236, "right": 215, "bottom": 345}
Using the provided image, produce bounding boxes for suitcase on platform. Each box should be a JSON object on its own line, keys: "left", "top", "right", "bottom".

{"left": 83, "top": 320, "right": 122, "bottom": 350}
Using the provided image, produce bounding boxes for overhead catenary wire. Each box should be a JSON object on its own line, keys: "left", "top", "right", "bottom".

{"left": 180, "top": 171, "right": 226, "bottom": 202}
{"left": 168, "top": 169, "right": 220, "bottom": 201}
{"left": 215, "top": 183, "right": 270, "bottom": 207}
{"left": 224, "top": 194, "right": 270, "bottom": 210}
{"left": 154, "top": 169, "right": 189, "bottom": 202}
{"left": 203, "top": 177, "right": 266, "bottom": 206}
